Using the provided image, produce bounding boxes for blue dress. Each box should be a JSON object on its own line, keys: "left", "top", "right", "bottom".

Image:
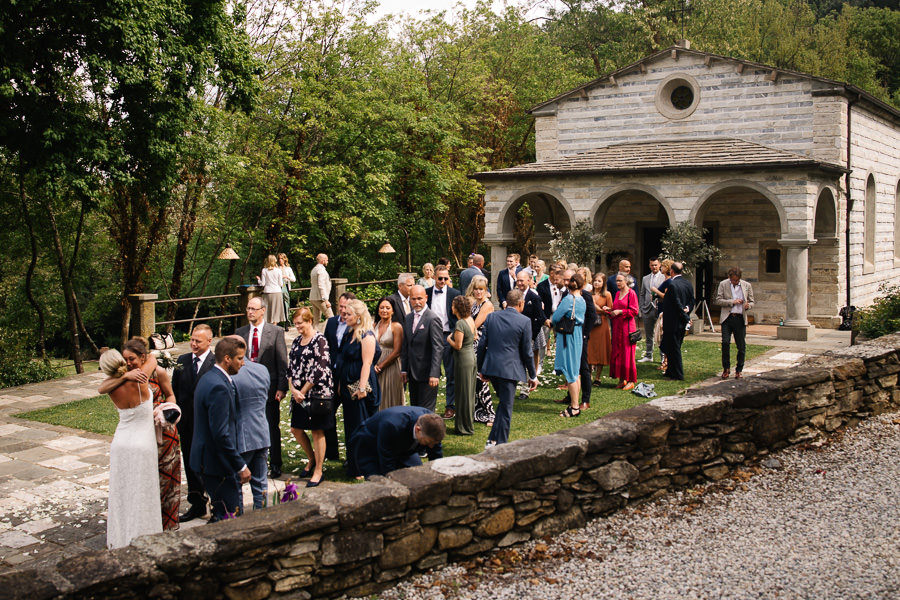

{"left": 338, "top": 330, "right": 381, "bottom": 477}
{"left": 552, "top": 294, "right": 586, "bottom": 383}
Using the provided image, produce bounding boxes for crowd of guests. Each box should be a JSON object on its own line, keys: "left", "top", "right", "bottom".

{"left": 102, "top": 248, "right": 758, "bottom": 549}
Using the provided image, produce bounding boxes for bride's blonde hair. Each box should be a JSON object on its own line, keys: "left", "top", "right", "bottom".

{"left": 100, "top": 349, "right": 128, "bottom": 378}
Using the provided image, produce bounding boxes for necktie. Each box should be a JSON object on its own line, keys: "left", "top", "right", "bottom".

{"left": 193, "top": 355, "right": 200, "bottom": 380}
{"left": 403, "top": 298, "right": 410, "bottom": 314}
{"left": 413, "top": 312, "right": 421, "bottom": 331}
{"left": 251, "top": 327, "right": 259, "bottom": 361}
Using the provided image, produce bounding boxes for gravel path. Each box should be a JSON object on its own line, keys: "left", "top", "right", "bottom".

{"left": 376, "top": 411, "right": 900, "bottom": 600}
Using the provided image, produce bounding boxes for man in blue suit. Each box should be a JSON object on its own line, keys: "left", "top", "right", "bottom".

{"left": 427, "top": 265, "right": 461, "bottom": 419}
{"left": 191, "top": 337, "right": 251, "bottom": 522}
{"left": 322, "top": 292, "right": 355, "bottom": 461}
{"left": 660, "top": 262, "right": 695, "bottom": 381}
{"left": 350, "top": 406, "right": 445, "bottom": 478}
{"left": 477, "top": 288, "right": 539, "bottom": 447}
{"left": 495, "top": 253, "right": 523, "bottom": 309}
{"left": 232, "top": 350, "right": 271, "bottom": 510}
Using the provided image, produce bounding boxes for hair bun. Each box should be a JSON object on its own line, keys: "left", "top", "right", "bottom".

{"left": 115, "top": 365, "right": 128, "bottom": 378}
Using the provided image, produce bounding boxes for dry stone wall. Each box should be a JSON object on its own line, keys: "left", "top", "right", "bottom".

{"left": 5, "top": 334, "right": 900, "bottom": 600}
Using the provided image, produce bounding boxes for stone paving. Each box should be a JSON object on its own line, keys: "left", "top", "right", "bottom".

{"left": 0, "top": 329, "right": 850, "bottom": 572}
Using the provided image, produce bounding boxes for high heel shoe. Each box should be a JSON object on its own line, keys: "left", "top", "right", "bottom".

{"left": 306, "top": 473, "right": 325, "bottom": 487}
{"left": 299, "top": 461, "right": 316, "bottom": 478}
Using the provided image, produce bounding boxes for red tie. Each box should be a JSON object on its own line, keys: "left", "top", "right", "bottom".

{"left": 251, "top": 327, "right": 259, "bottom": 361}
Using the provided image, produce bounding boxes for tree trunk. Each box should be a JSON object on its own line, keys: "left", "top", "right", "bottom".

{"left": 45, "top": 204, "right": 84, "bottom": 373}
{"left": 66, "top": 198, "right": 100, "bottom": 356}
{"left": 19, "top": 180, "right": 48, "bottom": 361}
{"left": 166, "top": 169, "right": 206, "bottom": 329}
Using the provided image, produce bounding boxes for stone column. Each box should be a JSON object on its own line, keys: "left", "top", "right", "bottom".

{"left": 488, "top": 243, "right": 508, "bottom": 306}
{"left": 129, "top": 293, "right": 158, "bottom": 339}
{"left": 777, "top": 238, "right": 816, "bottom": 341}
{"left": 237, "top": 284, "right": 263, "bottom": 327}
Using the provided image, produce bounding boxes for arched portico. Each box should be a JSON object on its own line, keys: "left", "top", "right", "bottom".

{"left": 809, "top": 188, "right": 840, "bottom": 327}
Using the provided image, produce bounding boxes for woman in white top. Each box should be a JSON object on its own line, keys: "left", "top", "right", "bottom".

{"left": 278, "top": 253, "right": 296, "bottom": 324}
{"left": 258, "top": 254, "right": 286, "bottom": 324}
{"left": 102, "top": 349, "right": 162, "bottom": 549}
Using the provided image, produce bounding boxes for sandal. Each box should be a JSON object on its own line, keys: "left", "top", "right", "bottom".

{"left": 622, "top": 382, "right": 635, "bottom": 391}
{"left": 591, "top": 380, "right": 602, "bottom": 388}
{"left": 559, "top": 406, "right": 581, "bottom": 418}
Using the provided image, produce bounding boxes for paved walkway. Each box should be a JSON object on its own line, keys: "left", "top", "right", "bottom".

{"left": 0, "top": 329, "right": 850, "bottom": 572}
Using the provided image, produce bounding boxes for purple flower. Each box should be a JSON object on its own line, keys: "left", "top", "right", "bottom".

{"left": 281, "top": 481, "right": 298, "bottom": 503}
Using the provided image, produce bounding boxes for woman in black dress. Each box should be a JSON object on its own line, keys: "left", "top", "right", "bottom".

{"left": 288, "top": 307, "right": 334, "bottom": 487}
{"left": 338, "top": 299, "right": 380, "bottom": 479}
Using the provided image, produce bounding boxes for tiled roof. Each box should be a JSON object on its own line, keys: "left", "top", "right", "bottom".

{"left": 470, "top": 138, "right": 848, "bottom": 180}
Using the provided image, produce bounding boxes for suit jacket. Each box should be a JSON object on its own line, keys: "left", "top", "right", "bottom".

{"left": 232, "top": 360, "right": 271, "bottom": 454}
{"left": 477, "top": 307, "right": 536, "bottom": 382}
{"left": 172, "top": 350, "right": 215, "bottom": 423}
{"left": 521, "top": 288, "right": 546, "bottom": 341}
{"left": 426, "top": 285, "right": 461, "bottom": 333}
{"left": 536, "top": 279, "right": 567, "bottom": 322}
{"left": 353, "top": 406, "right": 443, "bottom": 476}
{"left": 191, "top": 367, "right": 245, "bottom": 477}
{"left": 401, "top": 308, "right": 444, "bottom": 381}
{"left": 388, "top": 292, "right": 411, "bottom": 317}
{"left": 495, "top": 267, "right": 521, "bottom": 307}
{"left": 606, "top": 272, "right": 636, "bottom": 295}
{"left": 309, "top": 263, "right": 331, "bottom": 302}
{"left": 236, "top": 321, "right": 288, "bottom": 402}
{"left": 714, "top": 278, "right": 755, "bottom": 325}
{"left": 581, "top": 289, "right": 598, "bottom": 336}
{"left": 640, "top": 272, "right": 665, "bottom": 317}
{"left": 660, "top": 276, "right": 695, "bottom": 329}
{"left": 458, "top": 266, "right": 483, "bottom": 297}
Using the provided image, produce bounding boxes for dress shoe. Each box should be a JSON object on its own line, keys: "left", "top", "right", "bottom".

{"left": 299, "top": 462, "right": 315, "bottom": 478}
{"left": 270, "top": 466, "right": 282, "bottom": 479}
{"left": 721, "top": 369, "right": 730, "bottom": 379}
{"left": 517, "top": 392, "right": 529, "bottom": 400}
{"left": 306, "top": 474, "right": 325, "bottom": 488}
{"left": 442, "top": 408, "right": 455, "bottom": 420}
{"left": 179, "top": 504, "right": 207, "bottom": 523}
{"left": 734, "top": 372, "right": 743, "bottom": 379}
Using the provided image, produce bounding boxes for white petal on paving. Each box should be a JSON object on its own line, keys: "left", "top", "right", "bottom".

{"left": 0, "top": 456, "right": 11, "bottom": 464}
{"left": 37, "top": 456, "right": 92, "bottom": 472}
{"left": 43, "top": 436, "right": 104, "bottom": 452}
{"left": 0, "top": 530, "right": 41, "bottom": 549}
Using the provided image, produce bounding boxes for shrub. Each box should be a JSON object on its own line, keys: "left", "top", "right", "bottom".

{"left": 0, "top": 331, "right": 61, "bottom": 388}
{"left": 854, "top": 283, "right": 900, "bottom": 339}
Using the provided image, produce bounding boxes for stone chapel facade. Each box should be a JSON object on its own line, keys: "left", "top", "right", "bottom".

{"left": 472, "top": 42, "right": 900, "bottom": 340}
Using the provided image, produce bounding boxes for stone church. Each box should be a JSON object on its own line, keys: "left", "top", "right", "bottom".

{"left": 472, "top": 41, "right": 900, "bottom": 340}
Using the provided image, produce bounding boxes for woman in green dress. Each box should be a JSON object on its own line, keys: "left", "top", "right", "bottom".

{"left": 448, "top": 294, "right": 476, "bottom": 435}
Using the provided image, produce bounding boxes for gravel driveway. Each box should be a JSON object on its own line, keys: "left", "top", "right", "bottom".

{"left": 376, "top": 411, "right": 900, "bottom": 600}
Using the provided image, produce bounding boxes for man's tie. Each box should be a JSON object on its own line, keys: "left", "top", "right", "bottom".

{"left": 193, "top": 355, "right": 200, "bottom": 381}
{"left": 251, "top": 327, "right": 259, "bottom": 361}
{"left": 413, "top": 312, "right": 421, "bottom": 331}
{"left": 403, "top": 299, "right": 410, "bottom": 314}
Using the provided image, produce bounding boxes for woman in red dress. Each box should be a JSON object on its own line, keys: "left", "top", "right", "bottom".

{"left": 603, "top": 274, "right": 639, "bottom": 391}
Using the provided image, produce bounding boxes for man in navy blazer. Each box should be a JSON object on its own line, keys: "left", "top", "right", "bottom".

{"left": 515, "top": 271, "right": 545, "bottom": 399}
{"left": 426, "top": 265, "right": 461, "bottom": 419}
{"left": 660, "top": 262, "right": 695, "bottom": 381}
{"left": 232, "top": 353, "right": 271, "bottom": 510}
{"left": 350, "top": 406, "right": 446, "bottom": 478}
{"left": 322, "top": 292, "right": 355, "bottom": 461}
{"left": 495, "top": 254, "right": 523, "bottom": 309}
{"left": 172, "top": 324, "right": 216, "bottom": 522}
{"left": 477, "top": 289, "right": 538, "bottom": 446}
{"left": 191, "top": 337, "right": 251, "bottom": 522}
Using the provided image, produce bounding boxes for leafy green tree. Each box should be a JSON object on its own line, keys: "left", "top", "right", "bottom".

{"left": 546, "top": 219, "right": 607, "bottom": 267}
{"left": 660, "top": 222, "right": 723, "bottom": 276}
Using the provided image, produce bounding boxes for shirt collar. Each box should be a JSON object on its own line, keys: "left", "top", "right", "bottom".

{"left": 214, "top": 364, "right": 234, "bottom": 385}
{"left": 194, "top": 349, "right": 211, "bottom": 363}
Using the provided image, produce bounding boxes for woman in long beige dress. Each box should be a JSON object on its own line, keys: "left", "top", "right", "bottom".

{"left": 373, "top": 298, "right": 404, "bottom": 409}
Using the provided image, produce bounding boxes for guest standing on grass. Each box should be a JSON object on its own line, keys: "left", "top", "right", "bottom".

{"left": 605, "top": 274, "right": 639, "bottom": 391}
{"left": 515, "top": 270, "right": 546, "bottom": 400}
{"left": 258, "top": 255, "right": 286, "bottom": 324}
{"left": 553, "top": 271, "right": 586, "bottom": 418}
{"left": 309, "top": 253, "right": 333, "bottom": 327}
{"left": 448, "top": 295, "right": 476, "bottom": 435}
{"left": 715, "top": 267, "right": 755, "bottom": 379}
{"left": 278, "top": 253, "right": 296, "bottom": 324}
{"left": 288, "top": 307, "right": 334, "bottom": 488}
{"left": 466, "top": 275, "right": 495, "bottom": 427}
{"left": 588, "top": 273, "right": 612, "bottom": 385}
{"left": 231, "top": 346, "right": 271, "bottom": 509}
{"left": 427, "top": 265, "right": 461, "bottom": 420}
{"left": 401, "top": 285, "right": 443, "bottom": 412}
{"left": 419, "top": 263, "right": 435, "bottom": 289}
{"left": 101, "top": 349, "right": 162, "bottom": 549}
{"left": 659, "top": 262, "right": 694, "bottom": 381}
{"left": 639, "top": 257, "right": 664, "bottom": 363}
{"left": 374, "top": 298, "right": 404, "bottom": 410}
{"left": 458, "top": 254, "right": 486, "bottom": 298}
{"left": 338, "top": 299, "right": 381, "bottom": 479}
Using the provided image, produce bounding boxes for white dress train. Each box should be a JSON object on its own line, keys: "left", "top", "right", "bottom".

{"left": 107, "top": 389, "right": 162, "bottom": 549}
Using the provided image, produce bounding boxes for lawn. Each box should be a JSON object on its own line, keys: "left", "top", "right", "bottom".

{"left": 18, "top": 339, "right": 769, "bottom": 483}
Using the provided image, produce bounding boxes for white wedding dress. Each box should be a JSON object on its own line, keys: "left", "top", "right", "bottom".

{"left": 107, "top": 385, "right": 162, "bottom": 549}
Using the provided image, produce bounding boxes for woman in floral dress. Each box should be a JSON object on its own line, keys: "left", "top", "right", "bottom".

{"left": 466, "top": 275, "right": 495, "bottom": 426}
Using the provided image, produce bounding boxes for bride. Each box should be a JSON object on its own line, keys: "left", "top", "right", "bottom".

{"left": 100, "top": 349, "right": 162, "bottom": 549}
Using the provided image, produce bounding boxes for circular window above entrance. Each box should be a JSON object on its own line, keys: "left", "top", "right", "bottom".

{"left": 655, "top": 73, "right": 700, "bottom": 120}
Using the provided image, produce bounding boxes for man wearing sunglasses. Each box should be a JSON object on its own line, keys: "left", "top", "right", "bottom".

{"left": 427, "top": 265, "right": 461, "bottom": 420}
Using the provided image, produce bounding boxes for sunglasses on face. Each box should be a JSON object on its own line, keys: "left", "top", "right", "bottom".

{"left": 437, "top": 276, "right": 449, "bottom": 281}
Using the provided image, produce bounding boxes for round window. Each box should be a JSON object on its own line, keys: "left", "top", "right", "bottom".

{"left": 655, "top": 74, "right": 700, "bottom": 120}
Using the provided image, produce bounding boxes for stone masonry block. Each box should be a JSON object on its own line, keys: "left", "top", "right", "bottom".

{"left": 473, "top": 434, "right": 587, "bottom": 489}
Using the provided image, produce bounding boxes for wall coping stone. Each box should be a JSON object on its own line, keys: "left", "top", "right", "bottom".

{"left": 595, "top": 404, "right": 675, "bottom": 449}
{"left": 648, "top": 395, "right": 733, "bottom": 428}
{"left": 428, "top": 456, "right": 502, "bottom": 493}
{"left": 556, "top": 417, "right": 639, "bottom": 454}
{"left": 472, "top": 434, "right": 587, "bottom": 488}
{"left": 300, "top": 479, "right": 409, "bottom": 527}
{"left": 386, "top": 465, "right": 453, "bottom": 508}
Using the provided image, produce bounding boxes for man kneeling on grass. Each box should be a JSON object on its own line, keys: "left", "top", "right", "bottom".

{"left": 350, "top": 406, "right": 445, "bottom": 478}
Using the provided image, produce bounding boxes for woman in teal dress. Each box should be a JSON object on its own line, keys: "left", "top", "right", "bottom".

{"left": 448, "top": 295, "right": 476, "bottom": 435}
{"left": 552, "top": 271, "right": 586, "bottom": 417}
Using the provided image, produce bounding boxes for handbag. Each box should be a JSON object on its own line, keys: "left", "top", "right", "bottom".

{"left": 149, "top": 332, "right": 175, "bottom": 350}
{"left": 347, "top": 380, "right": 372, "bottom": 397}
{"left": 306, "top": 395, "right": 333, "bottom": 417}
{"left": 628, "top": 329, "right": 643, "bottom": 345}
{"left": 553, "top": 300, "right": 577, "bottom": 336}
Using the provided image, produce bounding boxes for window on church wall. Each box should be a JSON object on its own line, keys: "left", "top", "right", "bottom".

{"left": 758, "top": 242, "right": 785, "bottom": 282}
{"left": 864, "top": 175, "right": 876, "bottom": 273}
{"left": 655, "top": 73, "right": 700, "bottom": 120}
{"left": 894, "top": 181, "right": 900, "bottom": 263}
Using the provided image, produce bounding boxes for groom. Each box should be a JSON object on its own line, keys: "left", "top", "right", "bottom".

{"left": 192, "top": 336, "right": 252, "bottom": 522}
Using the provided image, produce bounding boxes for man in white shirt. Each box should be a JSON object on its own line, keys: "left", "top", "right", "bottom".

{"left": 389, "top": 273, "right": 416, "bottom": 317}
{"left": 639, "top": 257, "right": 665, "bottom": 362}
{"left": 427, "top": 266, "right": 461, "bottom": 419}
{"left": 309, "top": 253, "right": 332, "bottom": 327}
{"left": 714, "top": 266, "right": 755, "bottom": 379}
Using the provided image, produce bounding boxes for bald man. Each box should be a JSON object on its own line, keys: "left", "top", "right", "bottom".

{"left": 309, "top": 253, "right": 332, "bottom": 326}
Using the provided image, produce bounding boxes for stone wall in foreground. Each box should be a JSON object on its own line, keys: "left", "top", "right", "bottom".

{"left": 5, "top": 334, "right": 900, "bottom": 600}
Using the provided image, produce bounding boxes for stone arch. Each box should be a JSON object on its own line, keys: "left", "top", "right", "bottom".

{"left": 591, "top": 184, "right": 673, "bottom": 278}
{"left": 864, "top": 174, "right": 876, "bottom": 272}
{"left": 814, "top": 186, "right": 838, "bottom": 239}
{"left": 496, "top": 186, "right": 575, "bottom": 242}
{"left": 809, "top": 186, "right": 840, "bottom": 326}
{"left": 692, "top": 179, "right": 789, "bottom": 236}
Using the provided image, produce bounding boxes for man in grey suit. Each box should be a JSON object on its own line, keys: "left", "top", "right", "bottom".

{"left": 714, "top": 266, "right": 755, "bottom": 379}
{"left": 388, "top": 273, "right": 416, "bottom": 318}
{"left": 477, "top": 289, "right": 538, "bottom": 447}
{"left": 639, "top": 257, "right": 665, "bottom": 363}
{"left": 236, "top": 296, "right": 289, "bottom": 478}
{"left": 400, "top": 285, "right": 444, "bottom": 412}
{"left": 232, "top": 349, "right": 271, "bottom": 509}
{"left": 458, "top": 253, "right": 485, "bottom": 296}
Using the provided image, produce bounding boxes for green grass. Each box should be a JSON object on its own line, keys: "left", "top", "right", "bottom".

{"left": 17, "top": 339, "right": 769, "bottom": 484}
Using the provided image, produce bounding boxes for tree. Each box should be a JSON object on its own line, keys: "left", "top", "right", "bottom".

{"left": 660, "top": 222, "right": 723, "bottom": 276}
{"left": 546, "top": 219, "right": 606, "bottom": 267}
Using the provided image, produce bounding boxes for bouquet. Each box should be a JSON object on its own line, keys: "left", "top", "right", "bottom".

{"left": 153, "top": 350, "right": 182, "bottom": 371}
